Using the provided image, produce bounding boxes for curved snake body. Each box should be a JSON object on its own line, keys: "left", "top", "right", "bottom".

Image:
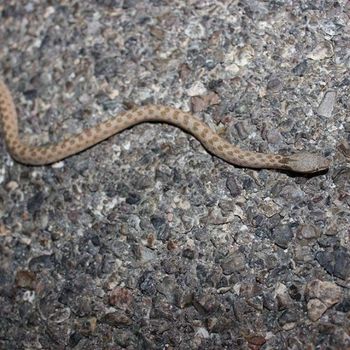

{"left": 0, "top": 79, "right": 330, "bottom": 173}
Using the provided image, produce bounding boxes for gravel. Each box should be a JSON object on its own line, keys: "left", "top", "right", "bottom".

{"left": 0, "top": 1, "right": 349, "bottom": 349}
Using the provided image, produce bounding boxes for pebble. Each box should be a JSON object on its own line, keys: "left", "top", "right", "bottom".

{"left": 297, "top": 224, "right": 321, "bottom": 240}
{"left": 307, "top": 41, "right": 334, "bottom": 60}
{"left": 186, "top": 81, "right": 207, "bottom": 97}
{"left": 317, "top": 90, "right": 336, "bottom": 118}
{"left": 271, "top": 224, "right": 294, "bottom": 249}
{"left": 221, "top": 251, "right": 247, "bottom": 275}
{"left": 316, "top": 248, "right": 350, "bottom": 280}
{"left": 306, "top": 279, "right": 342, "bottom": 321}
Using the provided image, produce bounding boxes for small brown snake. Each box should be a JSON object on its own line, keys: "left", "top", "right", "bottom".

{"left": 0, "top": 79, "right": 330, "bottom": 173}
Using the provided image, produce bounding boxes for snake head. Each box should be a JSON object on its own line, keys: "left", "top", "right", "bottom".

{"left": 287, "top": 152, "right": 330, "bottom": 173}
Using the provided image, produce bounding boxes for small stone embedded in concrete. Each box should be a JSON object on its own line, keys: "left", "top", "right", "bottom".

{"left": 317, "top": 90, "right": 336, "bottom": 118}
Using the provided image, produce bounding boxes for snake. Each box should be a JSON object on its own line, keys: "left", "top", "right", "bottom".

{"left": 0, "top": 79, "right": 330, "bottom": 173}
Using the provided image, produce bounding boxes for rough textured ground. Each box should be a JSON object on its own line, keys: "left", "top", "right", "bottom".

{"left": 0, "top": 1, "right": 349, "bottom": 349}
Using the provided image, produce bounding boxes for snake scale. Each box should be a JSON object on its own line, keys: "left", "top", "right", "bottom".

{"left": 0, "top": 79, "right": 330, "bottom": 173}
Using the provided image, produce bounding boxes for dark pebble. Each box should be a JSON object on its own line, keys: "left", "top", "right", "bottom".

{"left": 315, "top": 247, "right": 350, "bottom": 280}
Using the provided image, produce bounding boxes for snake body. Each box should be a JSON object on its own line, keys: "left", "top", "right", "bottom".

{"left": 0, "top": 79, "right": 329, "bottom": 173}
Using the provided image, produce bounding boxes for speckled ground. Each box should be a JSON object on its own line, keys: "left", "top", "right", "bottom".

{"left": 0, "top": 1, "right": 349, "bottom": 349}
